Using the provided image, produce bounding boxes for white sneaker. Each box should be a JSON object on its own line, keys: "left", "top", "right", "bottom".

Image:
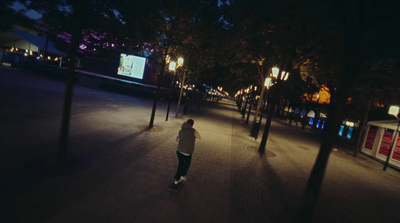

{"left": 180, "top": 176, "right": 187, "bottom": 182}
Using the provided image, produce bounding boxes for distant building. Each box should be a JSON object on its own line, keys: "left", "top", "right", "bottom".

{"left": 303, "top": 84, "right": 331, "bottom": 104}
{"left": 0, "top": 26, "right": 66, "bottom": 67}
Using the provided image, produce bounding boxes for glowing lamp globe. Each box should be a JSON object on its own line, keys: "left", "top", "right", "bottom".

{"left": 271, "top": 67, "right": 279, "bottom": 78}
{"left": 388, "top": 106, "right": 400, "bottom": 116}
{"left": 169, "top": 61, "right": 176, "bottom": 71}
{"left": 177, "top": 57, "right": 184, "bottom": 67}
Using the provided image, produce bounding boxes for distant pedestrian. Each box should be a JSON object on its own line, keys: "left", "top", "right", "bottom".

{"left": 169, "top": 119, "right": 201, "bottom": 191}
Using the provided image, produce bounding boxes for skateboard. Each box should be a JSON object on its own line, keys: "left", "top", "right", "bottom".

{"left": 169, "top": 182, "right": 183, "bottom": 192}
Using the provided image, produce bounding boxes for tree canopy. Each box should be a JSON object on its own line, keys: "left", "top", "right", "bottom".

{"left": 1, "top": 1, "right": 33, "bottom": 31}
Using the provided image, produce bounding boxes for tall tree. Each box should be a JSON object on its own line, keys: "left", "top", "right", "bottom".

{"left": 226, "top": 0, "right": 400, "bottom": 221}
{"left": 295, "top": 0, "right": 400, "bottom": 221}
{"left": 226, "top": 0, "right": 316, "bottom": 152}
{"left": 24, "top": 0, "right": 120, "bottom": 166}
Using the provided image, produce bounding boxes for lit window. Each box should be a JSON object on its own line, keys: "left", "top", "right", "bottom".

{"left": 309, "top": 118, "right": 314, "bottom": 126}
{"left": 338, "top": 125, "right": 344, "bottom": 136}
{"left": 347, "top": 128, "right": 353, "bottom": 139}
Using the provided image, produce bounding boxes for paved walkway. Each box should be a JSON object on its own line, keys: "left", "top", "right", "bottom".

{"left": 2, "top": 67, "right": 400, "bottom": 223}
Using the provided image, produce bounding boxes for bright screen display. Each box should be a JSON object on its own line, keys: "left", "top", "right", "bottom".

{"left": 117, "top": 54, "right": 146, "bottom": 79}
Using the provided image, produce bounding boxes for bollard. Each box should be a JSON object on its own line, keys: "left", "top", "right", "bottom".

{"left": 251, "top": 121, "right": 261, "bottom": 138}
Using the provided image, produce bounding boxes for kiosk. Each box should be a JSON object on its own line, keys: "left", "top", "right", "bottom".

{"left": 362, "top": 120, "right": 400, "bottom": 169}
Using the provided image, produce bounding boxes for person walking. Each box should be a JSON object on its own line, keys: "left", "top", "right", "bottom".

{"left": 169, "top": 119, "right": 201, "bottom": 191}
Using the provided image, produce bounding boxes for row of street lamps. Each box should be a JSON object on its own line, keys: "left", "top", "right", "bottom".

{"left": 165, "top": 55, "right": 228, "bottom": 122}
{"left": 236, "top": 66, "right": 290, "bottom": 116}
{"left": 236, "top": 66, "right": 400, "bottom": 170}
{"left": 236, "top": 66, "right": 290, "bottom": 152}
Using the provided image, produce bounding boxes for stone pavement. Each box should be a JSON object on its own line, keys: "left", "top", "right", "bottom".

{"left": 2, "top": 67, "right": 400, "bottom": 223}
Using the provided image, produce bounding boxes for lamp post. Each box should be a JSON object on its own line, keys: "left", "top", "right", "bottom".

{"left": 251, "top": 77, "right": 273, "bottom": 139}
{"left": 383, "top": 105, "right": 400, "bottom": 171}
{"left": 175, "top": 57, "right": 186, "bottom": 118}
{"left": 238, "top": 89, "right": 244, "bottom": 111}
{"left": 252, "top": 68, "right": 278, "bottom": 127}
{"left": 166, "top": 57, "right": 183, "bottom": 121}
{"left": 246, "top": 85, "right": 256, "bottom": 124}
{"left": 258, "top": 67, "right": 289, "bottom": 153}
{"left": 242, "top": 88, "right": 250, "bottom": 118}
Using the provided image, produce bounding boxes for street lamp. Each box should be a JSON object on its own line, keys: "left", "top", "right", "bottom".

{"left": 169, "top": 61, "right": 176, "bottom": 71}
{"left": 270, "top": 66, "right": 290, "bottom": 81}
{"left": 271, "top": 67, "right": 279, "bottom": 78}
{"left": 388, "top": 105, "right": 399, "bottom": 117}
{"left": 265, "top": 77, "right": 273, "bottom": 88}
{"left": 246, "top": 85, "right": 257, "bottom": 124}
{"left": 265, "top": 68, "right": 289, "bottom": 88}
{"left": 251, "top": 76, "right": 274, "bottom": 139}
{"left": 242, "top": 87, "right": 251, "bottom": 118}
{"left": 175, "top": 57, "right": 188, "bottom": 118}
{"left": 258, "top": 66, "right": 290, "bottom": 153}
{"left": 384, "top": 105, "right": 400, "bottom": 171}
{"left": 166, "top": 57, "right": 184, "bottom": 121}
{"left": 177, "top": 57, "right": 184, "bottom": 67}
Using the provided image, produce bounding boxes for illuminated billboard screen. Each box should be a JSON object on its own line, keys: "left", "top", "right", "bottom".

{"left": 117, "top": 54, "right": 146, "bottom": 79}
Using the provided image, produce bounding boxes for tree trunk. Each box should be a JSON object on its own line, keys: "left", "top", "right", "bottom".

{"left": 57, "top": 7, "right": 80, "bottom": 166}
{"left": 296, "top": 86, "right": 347, "bottom": 222}
{"left": 354, "top": 92, "right": 374, "bottom": 156}
{"left": 242, "top": 94, "right": 249, "bottom": 118}
{"left": 149, "top": 56, "right": 166, "bottom": 128}
{"left": 275, "top": 96, "right": 281, "bottom": 118}
{"left": 44, "top": 34, "right": 49, "bottom": 65}
{"left": 238, "top": 92, "right": 243, "bottom": 111}
{"left": 246, "top": 96, "right": 252, "bottom": 124}
{"left": 203, "top": 92, "right": 208, "bottom": 107}
{"left": 254, "top": 95, "right": 267, "bottom": 140}
{"left": 297, "top": 58, "right": 358, "bottom": 223}
{"left": 253, "top": 85, "right": 266, "bottom": 124}
{"left": 258, "top": 101, "right": 275, "bottom": 154}
{"left": 280, "top": 98, "right": 287, "bottom": 117}
{"left": 258, "top": 78, "right": 282, "bottom": 153}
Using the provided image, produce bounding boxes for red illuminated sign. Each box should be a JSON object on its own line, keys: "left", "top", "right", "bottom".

{"left": 378, "top": 130, "right": 394, "bottom": 156}
{"left": 365, "top": 129, "right": 377, "bottom": 150}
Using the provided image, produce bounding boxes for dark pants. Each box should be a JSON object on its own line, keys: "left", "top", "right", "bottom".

{"left": 174, "top": 151, "right": 192, "bottom": 181}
